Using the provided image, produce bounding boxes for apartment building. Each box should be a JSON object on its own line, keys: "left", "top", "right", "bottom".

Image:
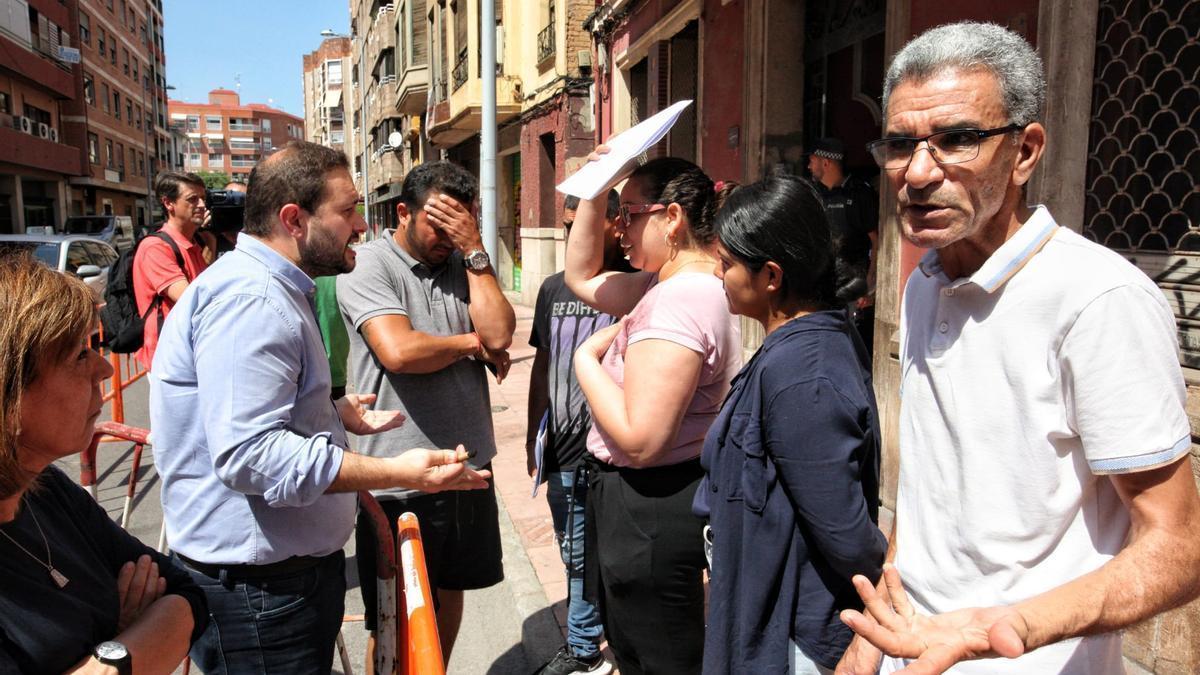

{"left": 167, "top": 89, "right": 304, "bottom": 184}
{"left": 67, "top": 0, "right": 171, "bottom": 228}
{"left": 347, "top": 0, "right": 431, "bottom": 236}
{"left": 302, "top": 37, "right": 352, "bottom": 154}
{"left": 0, "top": 0, "right": 84, "bottom": 233}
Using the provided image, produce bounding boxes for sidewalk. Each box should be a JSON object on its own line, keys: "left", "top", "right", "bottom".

{"left": 486, "top": 300, "right": 615, "bottom": 668}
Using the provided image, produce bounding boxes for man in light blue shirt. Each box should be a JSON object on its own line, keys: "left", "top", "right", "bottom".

{"left": 150, "top": 141, "right": 490, "bottom": 674}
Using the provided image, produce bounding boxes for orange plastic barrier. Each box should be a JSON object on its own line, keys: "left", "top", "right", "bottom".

{"left": 396, "top": 511, "right": 444, "bottom": 675}
{"left": 90, "top": 324, "right": 149, "bottom": 426}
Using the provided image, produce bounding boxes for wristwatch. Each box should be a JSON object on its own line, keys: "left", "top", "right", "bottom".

{"left": 94, "top": 640, "right": 132, "bottom": 674}
{"left": 462, "top": 249, "right": 490, "bottom": 271}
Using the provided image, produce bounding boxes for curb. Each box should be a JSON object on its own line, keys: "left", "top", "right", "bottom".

{"left": 495, "top": 488, "right": 563, "bottom": 671}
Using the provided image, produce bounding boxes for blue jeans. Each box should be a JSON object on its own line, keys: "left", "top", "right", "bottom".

{"left": 546, "top": 468, "right": 604, "bottom": 658}
{"left": 180, "top": 551, "right": 346, "bottom": 675}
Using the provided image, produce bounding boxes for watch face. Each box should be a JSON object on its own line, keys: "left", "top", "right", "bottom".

{"left": 96, "top": 641, "right": 128, "bottom": 660}
{"left": 466, "top": 250, "right": 489, "bottom": 269}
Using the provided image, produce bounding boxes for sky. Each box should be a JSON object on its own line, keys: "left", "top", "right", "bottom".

{"left": 162, "top": 0, "right": 351, "bottom": 117}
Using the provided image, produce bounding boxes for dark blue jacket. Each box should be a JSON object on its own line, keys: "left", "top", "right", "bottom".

{"left": 695, "top": 310, "right": 887, "bottom": 673}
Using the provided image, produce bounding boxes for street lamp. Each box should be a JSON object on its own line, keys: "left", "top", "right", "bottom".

{"left": 321, "top": 28, "right": 370, "bottom": 235}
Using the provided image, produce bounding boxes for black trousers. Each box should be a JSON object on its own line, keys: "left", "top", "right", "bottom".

{"left": 586, "top": 459, "right": 706, "bottom": 675}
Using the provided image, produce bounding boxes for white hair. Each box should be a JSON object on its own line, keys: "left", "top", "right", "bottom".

{"left": 882, "top": 22, "right": 1046, "bottom": 125}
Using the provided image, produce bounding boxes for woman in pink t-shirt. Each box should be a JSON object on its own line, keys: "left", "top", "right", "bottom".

{"left": 565, "top": 156, "right": 741, "bottom": 674}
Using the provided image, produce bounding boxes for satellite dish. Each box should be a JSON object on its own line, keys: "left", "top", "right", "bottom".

{"left": 387, "top": 131, "right": 404, "bottom": 148}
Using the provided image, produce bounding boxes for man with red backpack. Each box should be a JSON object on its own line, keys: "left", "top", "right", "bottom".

{"left": 131, "top": 172, "right": 210, "bottom": 369}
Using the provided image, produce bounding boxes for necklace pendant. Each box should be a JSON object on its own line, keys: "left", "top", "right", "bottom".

{"left": 49, "top": 568, "right": 69, "bottom": 589}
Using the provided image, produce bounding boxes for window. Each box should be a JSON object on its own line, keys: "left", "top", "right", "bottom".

{"left": 80, "top": 12, "right": 90, "bottom": 45}
{"left": 110, "top": 41, "right": 117, "bottom": 66}
{"left": 88, "top": 133, "right": 99, "bottom": 164}
{"left": 0, "top": 91, "right": 9, "bottom": 114}
{"left": 98, "top": 28, "right": 106, "bottom": 57}
{"left": 327, "top": 60, "right": 343, "bottom": 85}
{"left": 126, "top": 100, "right": 133, "bottom": 125}
{"left": 105, "top": 140, "right": 114, "bottom": 167}
{"left": 134, "top": 104, "right": 142, "bottom": 129}
{"left": 206, "top": 115, "right": 221, "bottom": 128}
{"left": 106, "top": 0, "right": 114, "bottom": 12}
{"left": 132, "top": 59, "right": 138, "bottom": 82}
{"left": 261, "top": 119, "right": 271, "bottom": 133}
{"left": 83, "top": 73, "right": 95, "bottom": 105}
{"left": 117, "top": 143, "right": 125, "bottom": 170}
{"left": 113, "top": 92, "right": 121, "bottom": 119}
{"left": 208, "top": 153, "right": 224, "bottom": 164}
{"left": 101, "top": 83, "right": 109, "bottom": 112}
{"left": 122, "top": 48, "right": 130, "bottom": 76}
{"left": 186, "top": 115, "right": 199, "bottom": 131}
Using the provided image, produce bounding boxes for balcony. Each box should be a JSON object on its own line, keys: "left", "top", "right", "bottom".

{"left": 537, "top": 23, "right": 555, "bottom": 65}
{"left": 427, "top": 71, "right": 522, "bottom": 148}
{"left": 452, "top": 49, "right": 468, "bottom": 92}
{"left": 230, "top": 157, "right": 258, "bottom": 168}
{"left": 394, "top": 65, "right": 429, "bottom": 115}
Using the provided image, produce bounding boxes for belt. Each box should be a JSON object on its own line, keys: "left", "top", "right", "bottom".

{"left": 177, "top": 552, "right": 329, "bottom": 580}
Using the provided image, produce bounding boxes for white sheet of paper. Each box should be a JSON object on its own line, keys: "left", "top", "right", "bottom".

{"left": 556, "top": 100, "right": 693, "bottom": 200}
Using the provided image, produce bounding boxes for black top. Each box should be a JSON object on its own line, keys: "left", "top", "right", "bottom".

{"left": 0, "top": 466, "right": 207, "bottom": 674}
{"left": 817, "top": 177, "right": 878, "bottom": 300}
{"left": 528, "top": 272, "right": 619, "bottom": 473}
{"left": 695, "top": 310, "right": 887, "bottom": 672}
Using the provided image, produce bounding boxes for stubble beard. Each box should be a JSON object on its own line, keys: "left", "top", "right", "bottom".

{"left": 300, "top": 217, "right": 354, "bottom": 277}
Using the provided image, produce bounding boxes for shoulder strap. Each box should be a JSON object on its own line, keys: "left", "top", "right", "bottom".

{"left": 150, "top": 231, "right": 189, "bottom": 281}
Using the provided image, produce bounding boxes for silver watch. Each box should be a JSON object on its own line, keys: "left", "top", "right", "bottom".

{"left": 462, "top": 249, "right": 490, "bottom": 271}
{"left": 94, "top": 640, "right": 131, "bottom": 674}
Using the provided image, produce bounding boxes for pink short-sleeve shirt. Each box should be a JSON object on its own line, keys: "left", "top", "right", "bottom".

{"left": 586, "top": 272, "right": 742, "bottom": 467}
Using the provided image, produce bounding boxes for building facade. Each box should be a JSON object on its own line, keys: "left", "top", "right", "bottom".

{"left": 303, "top": 37, "right": 352, "bottom": 154}
{"left": 347, "top": 0, "right": 431, "bottom": 238}
{"left": 167, "top": 89, "right": 304, "bottom": 184}
{"left": 586, "top": 0, "right": 1199, "bottom": 671}
{"left": 0, "top": 0, "right": 83, "bottom": 233}
{"left": 68, "top": 0, "right": 171, "bottom": 229}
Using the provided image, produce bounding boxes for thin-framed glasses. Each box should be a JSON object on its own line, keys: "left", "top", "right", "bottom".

{"left": 620, "top": 202, "right": 666, "bottom": 224}
{"left": 866, "top": 124, "right": 1025, "bottom": 170}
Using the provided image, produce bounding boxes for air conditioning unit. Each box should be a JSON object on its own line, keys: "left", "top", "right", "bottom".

{"left": 19, "top": 116, "right": 33, "bottom": 134}
{"left": 38, "top": 123, "right": 50, "bottom": 139}
{"left": 49, "top": 128, "right": 59, "bottom": 142}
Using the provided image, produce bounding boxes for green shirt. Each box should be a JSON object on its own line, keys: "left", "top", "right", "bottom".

{"left": 314, "top": 275, "right": 350, "bottom": 388}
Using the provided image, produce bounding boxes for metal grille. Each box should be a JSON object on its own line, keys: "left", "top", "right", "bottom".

{"left": 1083, "top": 0, "right": 1200, "bottom": 367}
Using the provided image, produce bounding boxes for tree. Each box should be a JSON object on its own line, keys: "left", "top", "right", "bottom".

{"left": 195, "top": 170, "right": 232, "bottom": 190}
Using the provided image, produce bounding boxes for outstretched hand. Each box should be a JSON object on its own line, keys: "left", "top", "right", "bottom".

{"left": 839, "top": 564, "right": 1030, "bottom": 675}
{"left": 337, "top": 393, "right": 407, "bottom": 436}
{"left": 396, "top": 445, "right": 492, "bottom": 493}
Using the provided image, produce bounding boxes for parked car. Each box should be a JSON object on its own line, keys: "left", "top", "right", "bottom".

{"left": 0, "top": 234, "right": 119, "bottom": 300}
{"left": 62, "top": 215, "right": 140, "bottom": 252}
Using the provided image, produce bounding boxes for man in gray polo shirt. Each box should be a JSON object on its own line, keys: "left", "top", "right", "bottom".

{"left": 337, "top": 160, "right": 515, "bottom": 669}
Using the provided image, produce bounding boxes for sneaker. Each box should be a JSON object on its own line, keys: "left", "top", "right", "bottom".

{"left": 534, "top": 646, "right": 613, "bottom": 675}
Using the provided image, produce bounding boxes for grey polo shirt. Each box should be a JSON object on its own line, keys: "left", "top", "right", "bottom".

{"left": 336, "top": 230, "right": 497, "bottom": 499}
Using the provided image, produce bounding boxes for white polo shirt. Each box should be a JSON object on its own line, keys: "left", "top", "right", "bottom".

{"left": 885, "top": 206, "right": 1190, "bottom": 674}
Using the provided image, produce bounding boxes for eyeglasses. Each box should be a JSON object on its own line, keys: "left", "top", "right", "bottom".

{"left": 619, "top": 203, "right": 665, "bottom": 225}
{"left": 866, "top": 124, "right": 1025, "bottom": 170}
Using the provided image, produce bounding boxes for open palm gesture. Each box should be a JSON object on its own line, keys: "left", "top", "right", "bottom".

{"left": 839, "top": 564, "right": 1030, "bottom": 675}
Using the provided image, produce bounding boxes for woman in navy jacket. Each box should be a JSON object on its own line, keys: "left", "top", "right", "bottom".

{"left": 696, "top": 174, "right": 887, "bottom": 674}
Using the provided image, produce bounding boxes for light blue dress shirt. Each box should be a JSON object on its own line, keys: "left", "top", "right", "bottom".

{"left": 150, "top": 233, "right": 354, "bottom": 565}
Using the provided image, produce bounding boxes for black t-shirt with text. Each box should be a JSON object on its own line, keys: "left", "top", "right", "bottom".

{"left": 529, "top": 272, "right": 618, "bottom": 473}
